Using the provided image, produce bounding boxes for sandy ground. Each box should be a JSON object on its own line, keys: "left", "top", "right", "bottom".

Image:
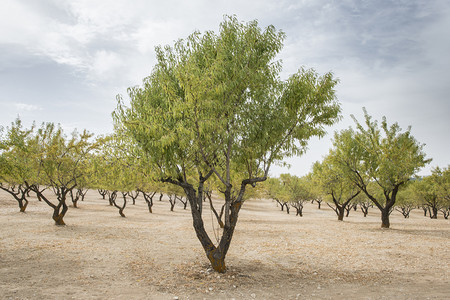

{"left": 0, "top": 189, "right": 449, "bottom": 300}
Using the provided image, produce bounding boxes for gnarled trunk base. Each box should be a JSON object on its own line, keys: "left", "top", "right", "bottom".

{"left": 53, "top": 215, "right": 66, "bottom": 226}
{"left": 207, "top": 250, "right": 226, "bottom": 273}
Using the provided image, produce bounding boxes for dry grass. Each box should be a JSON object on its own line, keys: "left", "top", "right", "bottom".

{"left": 0, "top": 189, "right": 449, "bottom": 299}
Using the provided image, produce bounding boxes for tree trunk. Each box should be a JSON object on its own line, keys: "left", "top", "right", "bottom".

{"left": 168, "top": 195, "right": 176, "bottom": 211}
{"left": 108, "top": 191, "right": 117, "bottom": 206}
{"left": 345, "top": 205, "right": 352, "bottom": 217}
{"left": 360, "top": 206, "right": 368, "bottom": 217}
{"left": 70, "top": 189, "right": 79, "bottom": 208}
{"left": 337, "top": 206, "right": 345, "bottom": 221}
{"left": 422, "top": 206, "right": 427, "bottom": 216}
{"left": 207, "top": 248, "right": 226, "bottom": 273}
{"left": 19, "top": 199, "right": 28, "bottom": 212}
{"left": 381, "top": 209, "right": 390, "bottom": 228}
{"left": 141, "top": 191, "right": 155, "bottom": 214}
{"left": 430, "top": 207, "right": 438, "bottom": 219}
{"left": 183, "top": 182, "right": 240, "bottom": 273}
{"left": 118, "top": 208, "right": 125, "bottom": 217}
{"left": 52, "top": 201, "right": 68, "bottom": 226}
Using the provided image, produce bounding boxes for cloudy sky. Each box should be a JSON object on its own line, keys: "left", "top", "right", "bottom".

{"left": 1, "top": 0, "right": 449, "bottom": 176}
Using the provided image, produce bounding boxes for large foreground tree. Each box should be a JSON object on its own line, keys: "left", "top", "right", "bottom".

{"left": 330, "top": 109, "right": 430, "bottom": 228}
{"left": 114, "top": 16, "right": 341, "bottom": 272}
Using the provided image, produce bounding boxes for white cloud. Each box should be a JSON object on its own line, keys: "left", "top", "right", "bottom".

{"left": 0, "top": 0, "right": 449, "bottom": 176}
{"left": 14, "top": 103, "right": 41, "bottom": 112}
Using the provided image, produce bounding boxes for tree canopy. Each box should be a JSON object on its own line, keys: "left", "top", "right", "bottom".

{"left": 330, "top": 108, "right": 430, "bottom": 228}
{"left": 114, "top": 16, "right": 342, "bottom": 272}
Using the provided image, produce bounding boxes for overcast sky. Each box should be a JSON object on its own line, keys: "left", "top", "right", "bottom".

{"left": 1, "top": 0, "right": 449, "bottom": 176}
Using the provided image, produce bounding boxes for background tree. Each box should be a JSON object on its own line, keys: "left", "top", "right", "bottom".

{"left": 281, "top": 174, "right": 315, "bottom": 217}
{"left": 265, "top": 177, "right": 290, "bottom": 214}
{"left": 114, "top": 16, "right": 341, "bottom": 272}
{"left": 31, "top": 123, "right": 97, "bottom": 225}
{"left": 0, "top": 119, "right": 35, "bottom": 212}
{"left": 68, "top": 153, "right": 94, "bottom": 208}
{"left": 435, "top": 166, "right": 450, "bottom": 218}
{"left": 312, "top": 158, "right": 360, "bottom": 221}
{"left": 394, "top": 182, "right": 417, "bottom": 218}
{"left": 413, "top": 167, "right": 449, "bottom": 219}
{"left": 330, "top": 109, "right": 430, "bottom": 228}
{"left": 94, "top": 134, "right": 139, "bottom": 217}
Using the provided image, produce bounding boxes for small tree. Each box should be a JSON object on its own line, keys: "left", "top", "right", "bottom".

{"left": 414, "top": 167, "right": 449, "bottom": 219}
{"left": 394, "top": 182, "right": 417, "bottom": 218}
{"left": 312, "top": 158, "right": 360, "bottom": 221}
{"left": 32, "top": 123, "right": 97, "bottom": 225}
{"left": 281, "top": 174, "right": 315, "bottom": 217}
{"left": 330, "top": 109, "right": 430, "bottom": 228}
{"left": 265, "top": 177, "right": 290, "bottom": 214}
{"left": 0, "top": 119, "right": 35, "bottom": 212}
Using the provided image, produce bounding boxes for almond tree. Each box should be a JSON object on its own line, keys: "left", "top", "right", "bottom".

{"left": 312, "top": 157, "right": 361, "bottom": 221}
{"left": 31, "top": 123, "right": 97, "bottom": 225}
{"left": 436, "top": 166, "right": 450, "bottom": 218}
{"left": 114, "top": 16, "right": 341, "bottom": 272}
{"left": 413, "top": 167, "right": 449, "bottom": 219}
{"left": 281, "top": 174, "right": 315, "bottom": 217}
{"left": 265, "top": 177, "right": 290, "bottom": 214}
{"left": 394, "top": 182, "right": 417, "bottom": 218}
{"left": 330, "top": 109, "right": 430, "bottom": 228}
{"left": 94, "top": 134, "right": 138, "bottom": 217}
{"left": 0, "top": 119, "right": 35, "bottom": 212}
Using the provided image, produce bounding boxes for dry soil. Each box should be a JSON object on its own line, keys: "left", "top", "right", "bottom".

{"left": 0, "top": 189, "right": 449, "bottom": 299}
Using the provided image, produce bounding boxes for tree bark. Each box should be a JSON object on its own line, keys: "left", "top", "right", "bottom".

{"left": 98, "top": 189, "right": 107, "bottom": 199}
{"left": 381, "top": 209, "right": 390, "bottom": 228}
{"left": 107, "top": 191, "right": 117, "bottom": 206}
{"left": 19, "top": 199, "right": 29, "bottom": 212}
{"left": 140, "top": 190, "right": 156, "bottom": 214}
{"left": 430, "top": 207, "right": 438, "bottom": 219}
{"left": 360, "top": 204, "right": 369, "bottom": 217}
{"left": 113, "top": 193, "right": 127, "bottom": 217}
{"left": 337, "top": 206, "right": 345, "bottom": 221}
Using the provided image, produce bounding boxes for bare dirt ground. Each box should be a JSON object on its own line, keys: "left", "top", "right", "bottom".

{"left": 0, "top": 189, "right": 449, "bottom": 300}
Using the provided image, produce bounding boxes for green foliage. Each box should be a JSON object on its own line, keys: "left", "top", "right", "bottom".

{"left": 279, "top": 173, "right": 316, "bottom": 204}
{"left": 311, "top": 156, "right": 360, "bottom": 206}
{"left": 112, "top": 16, "right": 342, "bottom": 272}
{"left": 113, "top": 16, "right": 341, "bottom": 272}
{"left": 114, "top": 16, "right": 341, "bottom": 192}
{"left": 330, "top": 108, "right": 430, "bottom": 227}
{"left": 412, "top": 167, "right": 450, "bottom": 218}
{"left": 34, "top": 123, "right": 97, "bottom": 189}
{"left": 0, "top": 118, "right": 36, "bottom": 187}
